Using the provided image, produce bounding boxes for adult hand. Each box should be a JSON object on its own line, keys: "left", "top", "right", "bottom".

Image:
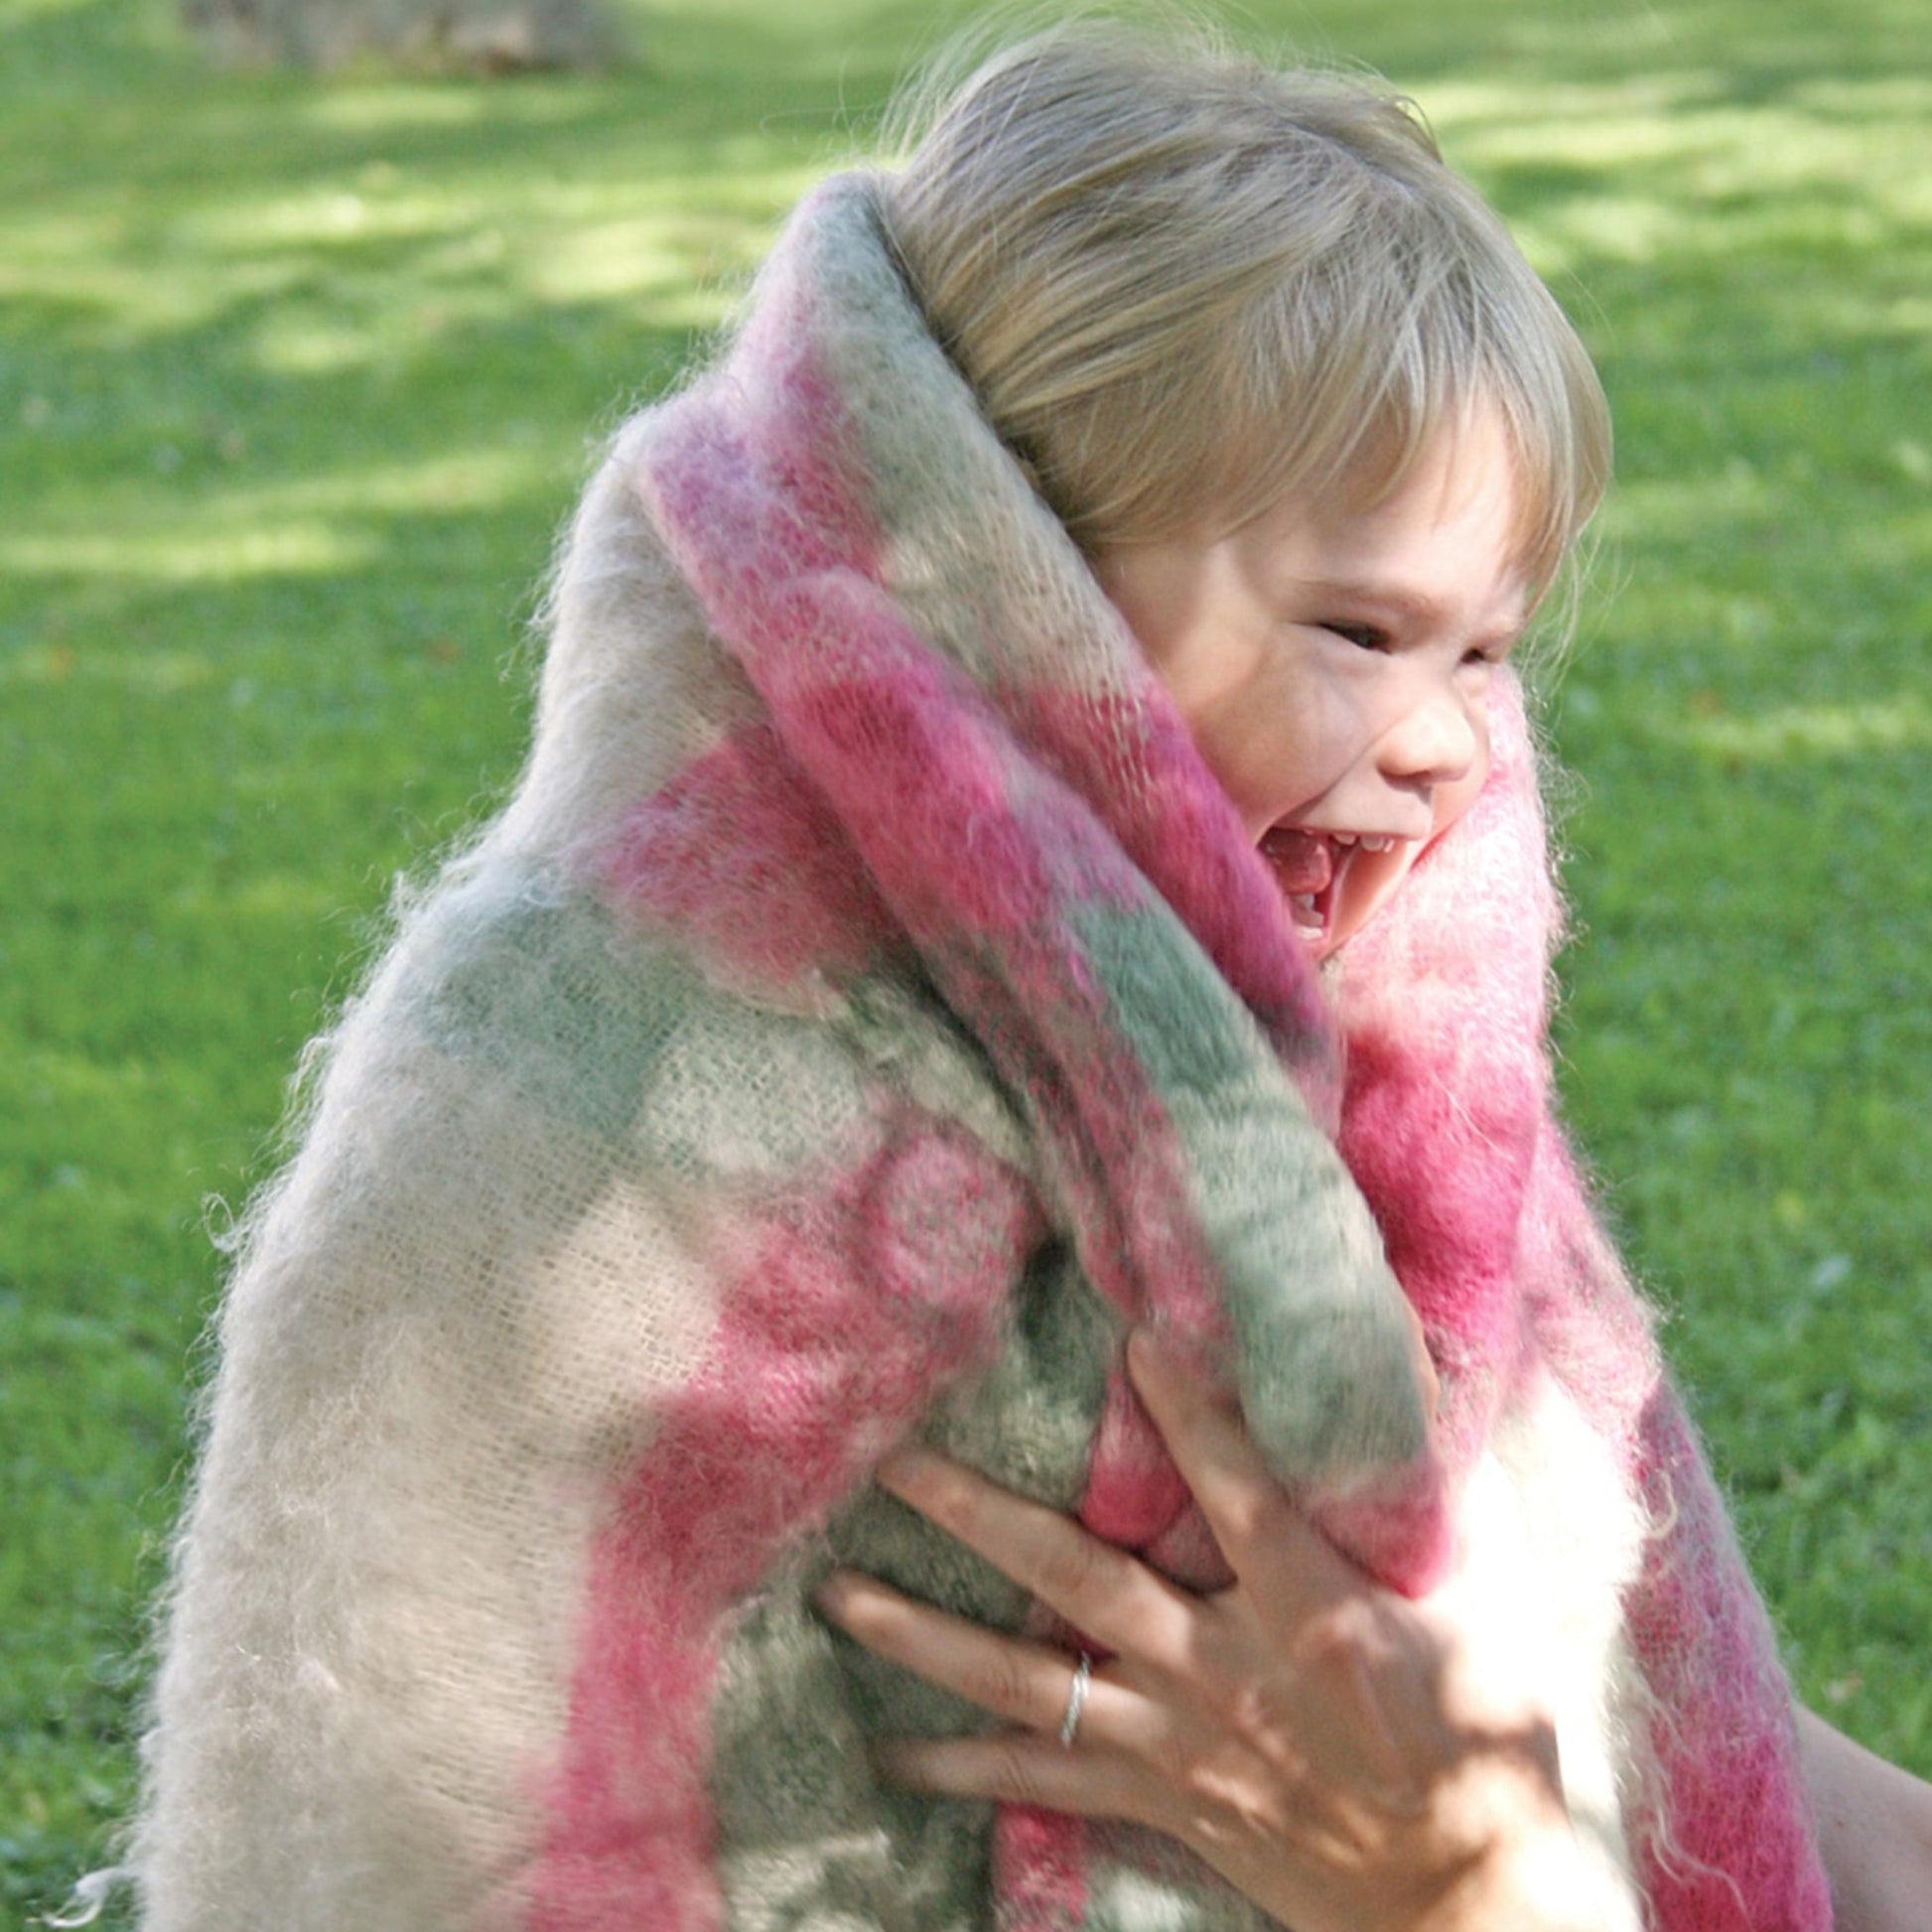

{"left": 815, "top": 1329, "right": 1605, "bottom": 1932}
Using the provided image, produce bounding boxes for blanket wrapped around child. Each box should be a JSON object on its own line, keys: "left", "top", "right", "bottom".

{"left": 133, "top": 173, "right": 1832, "bottom": 1932}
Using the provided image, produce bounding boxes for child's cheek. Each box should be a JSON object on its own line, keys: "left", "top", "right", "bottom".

{"left": 1329, "top": 733, "right": 1494, "bottom": 954}
{"left": 1430, "top": 738, "right": 1494, "bottom": 841}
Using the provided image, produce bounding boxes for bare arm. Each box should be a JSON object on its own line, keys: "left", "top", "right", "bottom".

{"left": 818, "top": 1330, "right": 1610, "bottom": 1932}
{"left": 1797, "top": 1705, "right": 1932, "bottom": 1932}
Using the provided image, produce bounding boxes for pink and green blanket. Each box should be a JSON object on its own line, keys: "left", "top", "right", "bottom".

{"left": 134, "top": 173, "right": 1832, "bottom": 1932}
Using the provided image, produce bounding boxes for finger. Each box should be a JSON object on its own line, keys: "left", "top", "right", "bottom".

{"left": 872, "top": 1730, "right": 1155, "bottom": 1827}
{"left": 871, "top": 1448, "right": 1196, "bottom": 1669}
{"left": 816, "top": 1570, "right": 1134, "bottom": 1743}
{"left": 1126, "top": 1329, "right": 1367, "bottom": 1609}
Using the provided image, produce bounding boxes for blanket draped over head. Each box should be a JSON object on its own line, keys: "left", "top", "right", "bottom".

{"left": 135, "top": 175, "right": 1832, "bottom": 1932}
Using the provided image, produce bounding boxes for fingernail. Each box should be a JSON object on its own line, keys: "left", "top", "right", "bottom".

{"left": 1130, "top": 1330, "right": 1229, "bottom": 1408}
{"left": 875, "top": 1445, "right": 941, "bottom": 1500}
{"left": 812, "top": 1570, "right": 857, "bottom": 1619}
{"left": 869, "top": 1738, "right": 919, "bottom": 1787}
{"left": 1127, "top": 1328, "right": 1178, "bottom": 1378}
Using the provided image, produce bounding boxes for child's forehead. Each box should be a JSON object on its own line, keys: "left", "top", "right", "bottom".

{"left": 1235, "top": 411, "right": 1532, "bottom": 614}
{"left": 1229, "top": 399, "right": 1521, "bottom": 531}
{"left": 1306, "top": 403, "right": 1561, "bottom": 595}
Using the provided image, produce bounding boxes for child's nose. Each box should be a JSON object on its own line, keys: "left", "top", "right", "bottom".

{"left": 1384, "top": 670, "right": 1479, "bottom": 790}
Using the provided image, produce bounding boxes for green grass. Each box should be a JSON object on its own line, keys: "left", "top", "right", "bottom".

{"left": 4, "top": 0, "right": 1928, "bottom": 1918}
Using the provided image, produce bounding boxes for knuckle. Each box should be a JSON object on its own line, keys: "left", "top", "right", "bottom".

{"left": 961, "top": 1652, "right": 1036, "bottom": 1722}
{"left": 1153, "top": 1733, "right": 1208, "bottom": 1801}
{"left": 1164, "top": 1739, "right": 1273, "bottom": 1844}
{"left": 918, "top": 1461, "right": 982, "bottom": 1535}
{"left": 1295, "top": 1597, "right": 1385, "bottom": 1672}
{"left": 1218, "top": 1482, "right": 1298, "bottom": 1554}
{"left": 1034, "top": 1532, "right": 1107, "bottom": 1606}
{"left": 987, "top": 1739, "right": 1048, "bottom": 1808}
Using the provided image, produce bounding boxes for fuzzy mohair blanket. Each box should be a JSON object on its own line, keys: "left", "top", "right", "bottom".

{"left": 133, "top": 173, "right": 1832, "bottom": 1932}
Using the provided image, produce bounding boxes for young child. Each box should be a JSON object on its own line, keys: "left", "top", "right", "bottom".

{"left": 130, "top": 26, "right": 1833, "bottom": 1932}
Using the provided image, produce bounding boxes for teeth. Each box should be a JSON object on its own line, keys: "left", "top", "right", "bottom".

{"left": 1298, "top": 829, "right": 1402, "bottom": 854}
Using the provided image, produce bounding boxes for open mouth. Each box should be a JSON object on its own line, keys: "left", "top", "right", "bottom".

{"left": 1256, "top": 828, "right": 1398, "bottom": 951}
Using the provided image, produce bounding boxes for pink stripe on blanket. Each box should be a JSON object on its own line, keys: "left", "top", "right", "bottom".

{"left": 1626, "top": 1389, "right": 1834, "bottom": 1932}
{"left": 1022, "top": 687, "right": 1336, "bottom": 1108}
{"left": 640, "top": 430, "right": 1211, "bottom": 1340}
{"left": 1075, "top": 1362, "right": 1193, "bottom": 1552}
{"left": 640, "top": 420, "right": 1126, "bottom": 943}
{"left": 672, "top": 269, "right": 1339, "bottom": 1126}
{"left": 528, "top": 1125, "right": 1041, "bottom": 1932}
{"left": 732, "top": 270, "right": 887, "bottom": 588}
{"left": 628, "top": 303, "right": 1453, "bottom": 1931}
{"left": 641, "top": 317, "right": 1267, "bottom": 1348}
{"left": 646, "top": 408, "right": 1230, "bottom": 1341}
{"left": 1339, "top": 1016, "right": 1536, "bottom": 1476}
{"left": 1336, "top": 683, "right": 1550, "bottom": 1479}
{"left": 750, "top": 243, "right": 1334, "bottom": 1104}
{"left": 994, "top": 1803, "right": 1088, "bottom": 1932}
{"left": 598, "top": 722, "right": 897, "bottom": 992}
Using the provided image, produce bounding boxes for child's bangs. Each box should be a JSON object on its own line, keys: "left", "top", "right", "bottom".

{"left": 1211, "top": 213, "right": 1610, "bottom": 614}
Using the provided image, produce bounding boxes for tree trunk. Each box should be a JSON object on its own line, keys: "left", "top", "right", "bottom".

{"left": 182, "top": 0, "right": 621, "bottom": 71}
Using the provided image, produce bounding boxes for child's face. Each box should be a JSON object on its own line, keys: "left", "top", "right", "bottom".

{"left": 1094, "top": 408, "right": 1529, "bottom": 957}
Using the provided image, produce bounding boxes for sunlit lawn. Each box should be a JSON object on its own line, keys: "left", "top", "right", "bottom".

{"left": 4, "top": 0, "right": 1928, "bottom": 1917}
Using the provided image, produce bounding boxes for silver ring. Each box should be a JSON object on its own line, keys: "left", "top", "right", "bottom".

{"left": 1057, "top": 1651, "right": 1093, "bottom": 1748}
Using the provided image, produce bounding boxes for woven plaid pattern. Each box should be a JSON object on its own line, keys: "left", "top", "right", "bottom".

{"left": 133, "top": 175, "right": 1830, "bottom": 1932}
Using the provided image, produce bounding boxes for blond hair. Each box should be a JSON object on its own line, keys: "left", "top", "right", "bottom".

{"left": 881, "top": 25, "right": 1610, "bottom": 604}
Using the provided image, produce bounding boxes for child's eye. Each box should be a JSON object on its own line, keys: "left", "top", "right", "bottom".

{"left": 1323, "top": 621, "right": 1389, "bottom": 651}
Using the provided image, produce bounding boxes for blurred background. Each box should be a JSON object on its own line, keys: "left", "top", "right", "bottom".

{"left": 3, "top": 0, "right": 1928, "bottom": 1916}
